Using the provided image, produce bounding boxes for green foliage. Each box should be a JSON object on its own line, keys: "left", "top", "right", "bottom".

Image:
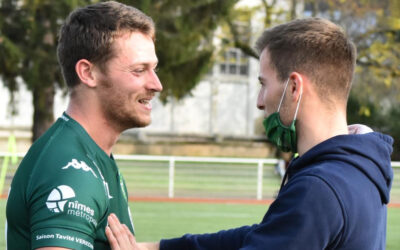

{"left": 0, "top": 0, "right": 93, "bottom": 131}
{"left": 0, "top": 0, "right": 238, "bottom": 138}
{"left": 1, "top": 0, "right": 398, "bottom": 154}
{"left": 324, "top": 0, "right": 400, "bottom": 159}
{"left": 0, "top": 0, "right": 88, "bottom": 90}
{"left": 123, "top": 0, "right": 239, "bottom": 101}
{"left": 229, "top": 0, "right": 400, "bottom": 159}
{"left": 223, "top": 0, "right": 290, "bottom": 60}
{"left": 0, "top": 35, "right": 22, "bottom": 113}
{"left": 348, "top": 94, "right": 400, "bottom": 160}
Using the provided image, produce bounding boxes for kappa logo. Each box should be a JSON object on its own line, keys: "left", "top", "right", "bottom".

{"left": 62, "top": 159, "right": 97, "bottom": 178}
{"left": 46, "top": 185, "right": 75, "bottom": 213}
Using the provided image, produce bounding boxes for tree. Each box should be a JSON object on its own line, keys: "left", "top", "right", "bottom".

{"left": 131, "top": 0, "right": 239, "bottom": 101}
{"left": 313, "top": 0, "right": 400, "bottom": 159}
{"left": 0, "top": 0, "right": 90, "bottom": 141}
{"left": 225, "top": 0, "right": 400, "bottom": 159}
{"left": 0, "top": 0, "right": 238, "bottom": 141}
{"left": 223, "top": 0, "right": 292, "bottom": 60}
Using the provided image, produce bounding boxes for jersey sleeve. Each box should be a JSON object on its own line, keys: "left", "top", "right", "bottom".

{"left": 27, "top": 155, "right": 109, "bottom": 250}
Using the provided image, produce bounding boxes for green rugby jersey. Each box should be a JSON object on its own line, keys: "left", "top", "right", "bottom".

{"left": 6, "top": 113, "right": 134, "bottom": 250}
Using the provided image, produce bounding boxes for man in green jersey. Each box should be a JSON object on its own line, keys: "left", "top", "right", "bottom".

{"left": 6, "top": 1, "right": 162, "bottom": 249}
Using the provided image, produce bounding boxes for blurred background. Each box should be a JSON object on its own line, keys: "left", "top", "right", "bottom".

{"left": 0, "top": 0, "right": 399, "bottom": 159}
{"left": 0, "top": 0, "right": 400, "bottom": 248}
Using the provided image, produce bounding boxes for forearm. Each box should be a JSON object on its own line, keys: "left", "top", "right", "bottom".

{"left": 138, "top": 242, "right": 160, "bottom": 250}
{"left": 160, "top": 225, "right": 256, "bottom": 250}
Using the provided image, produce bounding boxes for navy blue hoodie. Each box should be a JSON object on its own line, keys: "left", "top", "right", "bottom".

{"left": 160, "top": 131, "right": 393, "bottom": 250}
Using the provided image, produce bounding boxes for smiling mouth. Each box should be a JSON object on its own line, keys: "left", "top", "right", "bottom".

{"left": 138, "top": 98, "right": 152, "bottom": 109}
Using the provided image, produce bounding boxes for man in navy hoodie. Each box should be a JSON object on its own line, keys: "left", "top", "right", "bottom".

{"left": 106, "top": 17, "right": 394, "bottom": 250}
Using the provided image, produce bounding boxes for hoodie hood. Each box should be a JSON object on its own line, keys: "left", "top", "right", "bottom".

{"left": 288, "top": 127, "right": 394, "bottom": 204}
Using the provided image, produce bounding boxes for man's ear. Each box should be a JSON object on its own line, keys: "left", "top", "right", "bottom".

{"left": 288, "top": 72, "right": 304, "bottom": 102}
{"left": 75, "top": 59, "right": 97, "bottom": 88}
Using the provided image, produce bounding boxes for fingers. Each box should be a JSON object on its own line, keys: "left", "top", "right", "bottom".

{"left": 105, "top": 214, "right": 158, "bottom": 250}
{"left": 107, "top": 213, "right": 134, "bottom": 250}
{"left": 123, "top": 224, "right": 136, "bottom": 246}
{"left": 106, "top": 225, "right": 120, "bottom": 250}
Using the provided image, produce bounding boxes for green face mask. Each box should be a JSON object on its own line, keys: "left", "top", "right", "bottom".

{"left": 262, "top": 78, "right": 302, "bottom": 153}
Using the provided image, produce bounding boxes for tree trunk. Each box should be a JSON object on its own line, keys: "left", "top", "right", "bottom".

{"left": 32, "top": 84, "right": 55, "bottom": 142}
{"left": 290, "top": 0, "right": 297, "bottom": 20}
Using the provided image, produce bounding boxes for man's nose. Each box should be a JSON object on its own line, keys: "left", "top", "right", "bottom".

{"left": 257, "top": 91, "right": 265, "bottom": 110}
{"left": 146, "top": 70, "right": 163, "bottom": 92}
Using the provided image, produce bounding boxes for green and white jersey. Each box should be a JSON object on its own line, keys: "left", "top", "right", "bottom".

{"left": 6, "top": 113, "right": 134, "bottom": 250}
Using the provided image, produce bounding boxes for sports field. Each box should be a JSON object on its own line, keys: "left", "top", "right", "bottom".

{"left": 1, "top": 200, "right": 399, "bottom": 249}
{"left": 1, "top": 156, "right": 399, "bottom": 248}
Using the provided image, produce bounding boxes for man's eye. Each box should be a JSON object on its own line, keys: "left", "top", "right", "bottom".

{"left": 132, "top": 69, "right": 145, "bottom": 75}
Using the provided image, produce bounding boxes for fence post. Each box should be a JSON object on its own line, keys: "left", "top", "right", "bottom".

{"left": 168, "top": 157, "right": 175, "bottom": 198}
{"left": 257, "top": 161, "right": 263, "bottom": 200}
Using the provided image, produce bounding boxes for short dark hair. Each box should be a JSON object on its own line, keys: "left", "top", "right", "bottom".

{"left": 57, "top": 1, "right": 155, "bottom": 88}
{"left": 255, "top": 18, "right": 356, "bottom": 103}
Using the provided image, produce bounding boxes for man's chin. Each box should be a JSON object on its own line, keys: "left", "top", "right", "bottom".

{"left": 132, "top": 117, "right": 151, "bottom": 128}
{"left": 117, "top": 116, "right": 151, "bottom": 131}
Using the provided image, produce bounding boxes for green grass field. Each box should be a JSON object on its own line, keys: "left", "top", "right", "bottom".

{"left": 1, "top": 157, "right": 399, "bottom": 248}
{"left": 1, "top": 200, "right": 399, "bottom": 249}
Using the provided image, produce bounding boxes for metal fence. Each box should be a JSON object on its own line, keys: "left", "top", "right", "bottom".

{"left": 1, "top": 152, "right": 400, "bottom": 203}
{"left": 116, "top": 155, "right": 279, "bottom": 200}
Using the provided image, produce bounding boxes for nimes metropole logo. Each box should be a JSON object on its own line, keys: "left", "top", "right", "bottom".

{"left": 46, "top": 185, "right": 75, "bottom": 213}
{"left": 45, "top": 185, "right": 98, "bottom": 227}
{"left": 45, "top": 158, "right": 114, "bottom": 227}
{"left": 42, "top": 185, "right": 96, "bottom": 249}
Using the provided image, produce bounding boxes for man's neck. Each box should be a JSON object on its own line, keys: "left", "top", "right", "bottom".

{"left": 66, "top": 101, "right": 120, "bottom": 156}
{"left": 297, "top": 108, "right": 348, "bottom": 156}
